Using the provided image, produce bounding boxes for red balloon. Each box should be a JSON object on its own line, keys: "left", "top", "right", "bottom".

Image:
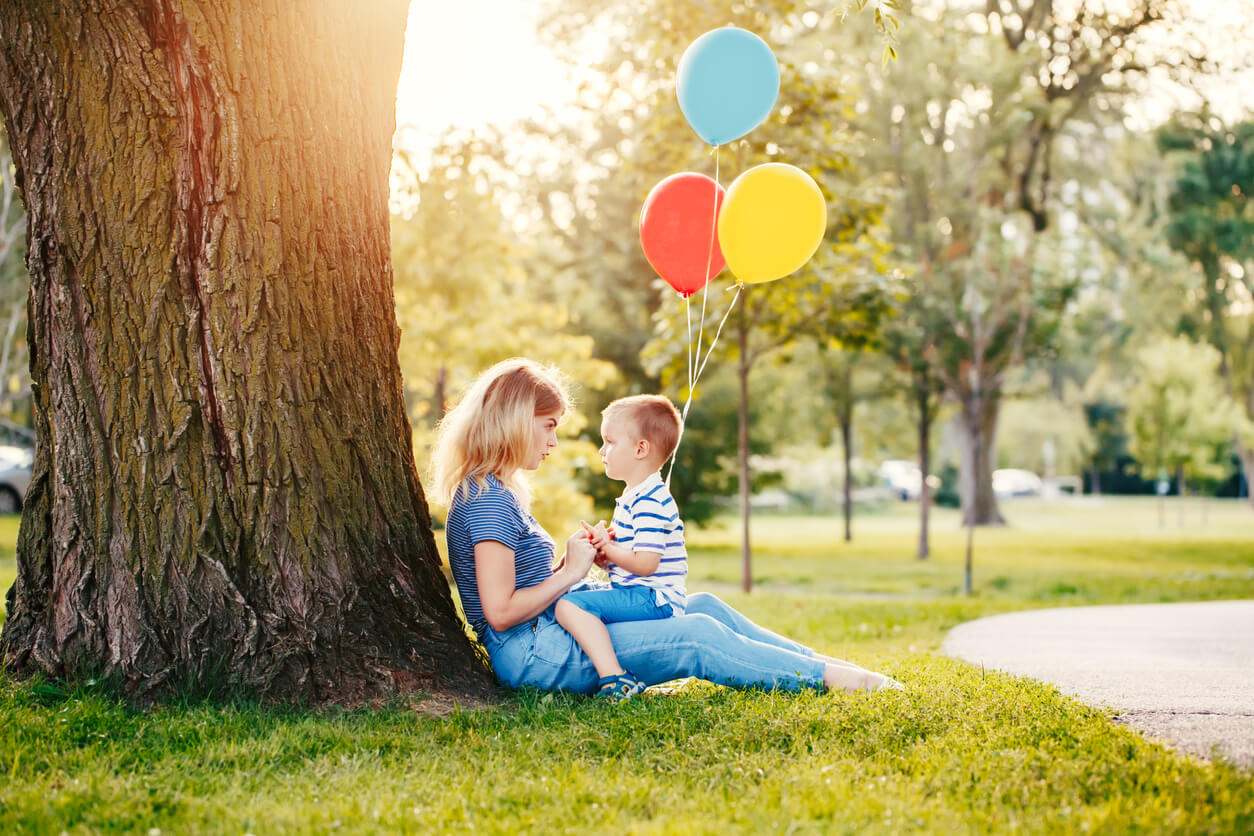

{"left": 639, "top": 172, "right": 726, "bottom": 297}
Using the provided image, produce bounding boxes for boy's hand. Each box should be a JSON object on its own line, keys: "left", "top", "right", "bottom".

{"left": 580, "top": 520, "right": 612, "bottom": 551}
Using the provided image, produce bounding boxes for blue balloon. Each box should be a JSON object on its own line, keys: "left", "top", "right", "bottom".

{"left": 676, "top": 28, "right": 780, "bottom": 146}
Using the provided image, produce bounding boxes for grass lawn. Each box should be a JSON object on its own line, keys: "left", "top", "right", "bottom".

{"left": 1, "top": 497, "right": 1253, "bottom": 833}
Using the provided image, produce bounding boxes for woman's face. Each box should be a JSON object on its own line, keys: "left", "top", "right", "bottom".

{"left": 526, "top": 410, "right": 561, "bottom": 470}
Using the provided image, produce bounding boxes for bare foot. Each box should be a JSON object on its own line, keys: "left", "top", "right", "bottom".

{"left": 823, "top": 665, "right": 905, "bottom": 693}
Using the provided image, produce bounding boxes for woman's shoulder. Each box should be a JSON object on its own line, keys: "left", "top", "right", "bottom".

{"left": 451, "top": 474, "right": 521, "bottom": 514}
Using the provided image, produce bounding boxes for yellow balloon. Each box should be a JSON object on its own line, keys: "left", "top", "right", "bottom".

{"left": 717, "top": 163, "right": 826, "bottom": 284}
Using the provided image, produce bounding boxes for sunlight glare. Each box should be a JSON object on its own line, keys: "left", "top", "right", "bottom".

{"left": 395, "top": 1, "right": 572, "bottom": 147}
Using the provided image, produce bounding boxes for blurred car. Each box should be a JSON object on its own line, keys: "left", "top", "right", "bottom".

{"left": 0, "top": 445, "right": 33, "bottom": 514}
{"left": 993, "top": 468, "right": 1043, "bottom": 498}
{"left": 879, "top": 460, "right": 923, "bottom": 501}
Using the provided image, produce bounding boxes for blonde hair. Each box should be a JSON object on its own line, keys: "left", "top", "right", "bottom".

{"left": 602, "top": 394, "right": 682, "bottom": 463}
{"left": 432, "top": 358, "right": 571, "bottom": 508}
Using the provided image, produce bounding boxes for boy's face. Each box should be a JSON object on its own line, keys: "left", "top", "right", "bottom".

{"left": 598, "top": 415, "right": 645, "bottom": 481}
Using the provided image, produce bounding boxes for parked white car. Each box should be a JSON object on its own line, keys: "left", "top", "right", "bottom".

{"left": 879, "top": 460, "right": 923, "bottom": 501}
{"left": 993, "top": 468, "right": 1043, "bottom": 498}
{"left": 0, "top": 445, "right": 33, "bottom": 514}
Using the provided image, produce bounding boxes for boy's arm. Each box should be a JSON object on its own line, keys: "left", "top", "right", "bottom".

{"left": 601, "top": 540, "right": 661, "bottom": 576}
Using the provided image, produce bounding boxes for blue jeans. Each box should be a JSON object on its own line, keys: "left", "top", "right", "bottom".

{"left": 480, "top": 592, "right": 826, "bottom": 694}
{"left": 560, "top": 584, "right": 676, "bottom": 623}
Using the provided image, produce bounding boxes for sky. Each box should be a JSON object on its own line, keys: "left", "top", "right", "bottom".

{"left": 394, "top": 1, "right": 572, "bottom": 149}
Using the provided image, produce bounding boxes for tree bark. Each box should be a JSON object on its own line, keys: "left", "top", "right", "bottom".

{"left": 1240, "top": 448, "right": 1254, "bottom": 509}
{"left": 737, "top": 296, "right": 751, "bottom": 594}
{"left": 839, "top": 400, "right": 853, "bottom": 543}
{"left": 434, "top": 364, "right": 447, "bottom": 421}
{"left": 1087, "top": 464, "right": 1102, "bottom": 496}
{"left": 915, "top": 387, "right": 932, "bottom": 560}
{"left": 959, "top": 391, "right": 1005, "bottom": 526}
{"left": 0, "top": 0, "right": 493, "bottom": 704}
{"left": 1176, "top": 465, "right": 1185, "bottom": 529}
{"left": 961, "top": 389, "right": 982, "bottom": 594}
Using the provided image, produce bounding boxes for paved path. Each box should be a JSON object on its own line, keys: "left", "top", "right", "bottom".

{"left": 941, "top": 600, "right": 1254, "bottom": 768}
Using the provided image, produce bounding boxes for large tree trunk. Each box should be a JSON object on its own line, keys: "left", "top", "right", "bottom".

{"left": 959, "top": 391, "right": 1005, "bottom": 526}
{"left": 0, "top": 1, "right": 493, "bottom": 704}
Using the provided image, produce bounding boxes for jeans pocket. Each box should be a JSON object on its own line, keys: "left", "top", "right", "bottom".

{"left": 532, "top": 617, "right": 577, "bottom": 668}
{"left": 486, "top": 624, "right": 537, "bottom": 688}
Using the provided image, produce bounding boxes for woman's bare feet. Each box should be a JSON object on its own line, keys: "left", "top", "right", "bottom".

{"left": 822, "top": 664, "right": 905, "bottom": 693}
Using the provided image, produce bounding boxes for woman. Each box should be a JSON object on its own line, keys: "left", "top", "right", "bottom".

{"left": 432, "top": 358, "right": 902, "bottom": 696}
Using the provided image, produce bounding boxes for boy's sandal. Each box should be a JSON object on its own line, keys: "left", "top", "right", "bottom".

{"left": 596, "top": 672, "right": 647, "bottom": 703}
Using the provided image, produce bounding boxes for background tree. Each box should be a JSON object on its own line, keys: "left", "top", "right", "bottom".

{"left": 851, "top": 6, "right": 1082, "bottom": 529}
{"left": 1158, "top": 115, "right": 1254, "bottom": 504}
{"left": 1055, "top": 128, "right": 1198, "bottom": 496}
{"left": 981, "top": 0, "right": 1214, "bottom": 233}
{"left": 0, "top": 1, "right": 492, "bottom": 703}
{"left": 812, "top": 345, "right": 896, "bottom": 543}
{"left": 1126, "top": 337, "right": 1249, "bottom": 527}
{"left": 878, "top": 288, "right": 947, "bottom": 559}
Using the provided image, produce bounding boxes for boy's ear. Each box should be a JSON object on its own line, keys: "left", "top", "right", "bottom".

{"left": 634, "top": 437, "right": 650, "bottom": 460}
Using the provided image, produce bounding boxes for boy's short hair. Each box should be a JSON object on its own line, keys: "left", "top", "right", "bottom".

{"left": 603, "top": 395, "right": 682, "bottom": 461}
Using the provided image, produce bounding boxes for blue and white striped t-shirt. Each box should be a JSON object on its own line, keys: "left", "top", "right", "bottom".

{"left": 607, "top": 471, "right": 687, "bottom": 610}
{"left": 445, "top": 474, "right": 555, "bottom": 638}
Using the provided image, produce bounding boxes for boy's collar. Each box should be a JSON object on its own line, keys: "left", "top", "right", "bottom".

{"left": 620, "top": 469, "right": 664, "bottom": 503}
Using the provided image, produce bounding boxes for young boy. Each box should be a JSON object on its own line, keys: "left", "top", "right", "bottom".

{"left": 556, "top": 394, "right": 687, "bottom": 702}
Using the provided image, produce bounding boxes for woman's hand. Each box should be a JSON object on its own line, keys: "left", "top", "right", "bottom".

{"left": 562, "top": 530, "right": 597, "bottom": 582}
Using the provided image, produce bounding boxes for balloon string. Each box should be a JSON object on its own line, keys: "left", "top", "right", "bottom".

{"left": 666, "top": 282, "right": 742, "bottom": 487}
{"left": 693, "top": 145, "right": 719, "bottom": 389}
{"left": 685, "top": 293, "right": 693, "bottom": 398}
{"left": 694, "top": 283, "right": 741, "bottom": 383}
{"left": 666, "top": 391, "right": 690, "bottom": 488}
{"left": 667, "top": 145, "right": 721, "bottom": 489}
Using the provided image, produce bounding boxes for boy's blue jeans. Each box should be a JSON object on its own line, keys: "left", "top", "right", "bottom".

{"left": 560, "top": 583, "right": 677, "bottom": 623}
{"left": 481, "top": 591, "right": 826, "bottom": 694}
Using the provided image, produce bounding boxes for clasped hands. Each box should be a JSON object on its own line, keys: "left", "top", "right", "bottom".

{"left": 564, "top": 519, "right": 616, "bottom": 571}
{"left": 581, "top": 519, "right": 617, "bottom": 568}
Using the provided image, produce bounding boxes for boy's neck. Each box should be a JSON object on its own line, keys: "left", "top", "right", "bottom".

{"left": 621, "top": 463, "right": 661, "bottom": 491}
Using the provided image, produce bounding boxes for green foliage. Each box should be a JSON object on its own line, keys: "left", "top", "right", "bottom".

{"left": 1158, "top": 116, "right": 1254, "bottom": 281}
{"left": 389, "top": 135, "right": 617, "bottom": 534}
{"left": 1126, "top": 337, "right": 1251, "bottom": 483}
{"left": 934, "top": 462, "right": 961, "bottom": 508}
{"left": 391, "top": 136, "right": 617, "bottom": 426}
{"left": 1157, "top": 115, "right": 1254, "bottom": 460}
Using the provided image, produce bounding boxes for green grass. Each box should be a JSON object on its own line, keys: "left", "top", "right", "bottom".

{"left": 2, "top": 498, "right": 1253, "bottom": 834}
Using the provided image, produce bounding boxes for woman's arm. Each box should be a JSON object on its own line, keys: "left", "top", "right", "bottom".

{"left": 476, "top": 533, "right": 597, "bottom": 632}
